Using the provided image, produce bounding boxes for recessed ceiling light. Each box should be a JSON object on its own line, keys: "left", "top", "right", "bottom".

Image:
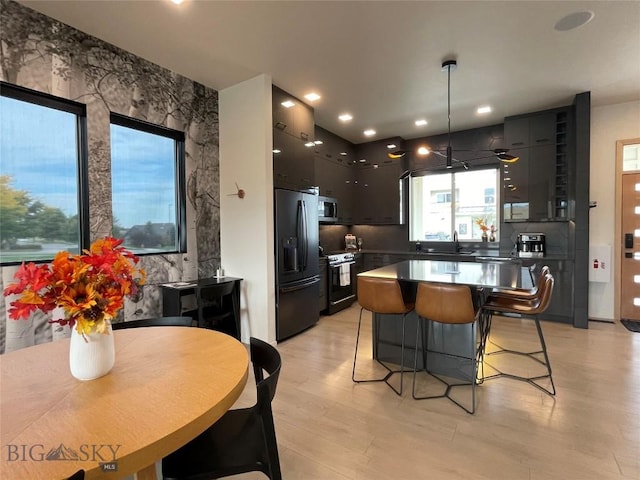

{"left": 477, "top": 106, "right": 492, "bottom": 114}
{"left": 339, "top": 152, "right": 347, "bottom": 156}
{"left": 415, "top": 119, "right": 428, "bottom": 127}
{"left": 387, "top": 144, "right": 397, "bottom": 149}
{"left": 363, "top": 129, "right": 376, "bottom": 137}
{"left": 373, "top": 164, "right": 379, "bottom": 169}
{"left": 272, "top": 149, "right": 281, "bottom": 154}
{"left": 304, "top": 92, "right": 321, "bottom": 102}
{"left": 304, "top": 141, "right": 315, "bottom": 147}
{"left": 170, "top": 0, "right": 185, "bottom": 4}
{"left": 314, "top": 140, "right": 323, "bottom": 145}
{"left": 417, "top": 146, "right": 430, "bottom": 155}
{"left": 281, "top": 100, "right": 295, "bottom": 108}
{"left": 339, "top": 113, "right": 353, "bottom": 122}
{"left": 554, "top": 11, "right": 594, "bottom": 31}
{"left": 359, "top": 159, "right": 367, "bottom": 163}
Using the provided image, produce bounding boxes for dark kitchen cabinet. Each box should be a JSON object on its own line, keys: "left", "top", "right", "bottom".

{"left": 503, "top": 108, "right": 572, "bottom": 222}
{"left": 353, "top": 138, "right": 404, "bottom": 225}
{"left": 272, "top": 85, "right": 316, "bottom": 191}
{"left": 273, "top": 127, "right": 314, "bottom": 191}
{"left": 319, "top": 257, "right": 328, "bottom": 313}
{"left": 504, "top": 111, "right": 555, "bottom": 148}
{"left": 272, "top": 86, "right": 314, "bottom": 142}
{"left": 313, "top": 126, "right": 356, "bottom": 224}
{"left": 354, "top": 161, "right": 403, "bottom": 224}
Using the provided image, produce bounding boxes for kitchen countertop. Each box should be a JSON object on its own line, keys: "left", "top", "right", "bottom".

{"left": 325, "top": 248, "right": 571, "bottom": 261}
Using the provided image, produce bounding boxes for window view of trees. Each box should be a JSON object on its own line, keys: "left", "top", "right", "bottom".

{"left": 0, "top": 90, "right": 83, "bottom": 264}
{"left": 410, "top": 168, "right": 499, "bottom": 242}
{"left": 110, "top": 114, "right": 184, "bottom": 254}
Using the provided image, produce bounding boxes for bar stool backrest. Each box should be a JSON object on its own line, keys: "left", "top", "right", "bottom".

{"left": 357, "top": 276, "right": 412, "bottom": 314}
{"left": 415, "top": 283, "right": 477, "bottom": 324}
{"left": 529, "top": 274, "right": 554, "bottom": 314}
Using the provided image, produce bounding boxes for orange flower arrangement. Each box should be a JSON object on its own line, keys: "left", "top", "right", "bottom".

{"left": 475, "top": 218, "right": 489, "bottom": 233}
{"left": 3, "top": 237, "right": 145, "bottom": 337}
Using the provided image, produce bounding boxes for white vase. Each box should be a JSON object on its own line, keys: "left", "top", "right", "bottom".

{"left": 69, "top": 321, "right": 115, "bottom": 381}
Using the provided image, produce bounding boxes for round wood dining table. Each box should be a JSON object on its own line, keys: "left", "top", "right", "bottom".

{"left": 1, "top": 326, "right": 249, "bottom": 479}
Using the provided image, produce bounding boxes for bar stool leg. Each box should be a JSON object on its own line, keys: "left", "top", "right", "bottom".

{"left": 352, "top": 307, "right": 405, "bottom": 396}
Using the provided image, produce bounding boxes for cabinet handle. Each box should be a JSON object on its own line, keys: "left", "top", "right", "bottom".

{"left": 536, "top": 138, "right": 550, "bottom": 143}
{"left": 275, "top": 122, "right": 287, "bottom": 130}
{"left": 512, "top": 141, "right": 524, "bottom": 146}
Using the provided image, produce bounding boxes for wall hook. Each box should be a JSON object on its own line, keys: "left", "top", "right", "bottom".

{"left": 227, "top": 182, "right": 246, "bottom": 199}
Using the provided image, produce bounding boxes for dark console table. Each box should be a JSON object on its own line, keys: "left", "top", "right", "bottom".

{"left": 161, "top": 277, "right": 243, "bottom": 340}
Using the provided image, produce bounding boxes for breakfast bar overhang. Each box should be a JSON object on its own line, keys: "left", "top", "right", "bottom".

{"left": 358, "top": 260, "right": 535, "bottom": 380}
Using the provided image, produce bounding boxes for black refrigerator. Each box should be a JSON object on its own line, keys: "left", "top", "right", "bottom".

{"left": 275, "top": 188, "right": 320, "bottom": 341}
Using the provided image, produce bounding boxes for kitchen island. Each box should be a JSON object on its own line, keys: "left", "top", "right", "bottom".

{"left": 358, "top": 259, "right": 534, "bottom": 380}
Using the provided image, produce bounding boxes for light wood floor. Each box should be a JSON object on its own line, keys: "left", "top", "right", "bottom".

{"left": 220, "top": 305, "right": 640, "bottom": 480}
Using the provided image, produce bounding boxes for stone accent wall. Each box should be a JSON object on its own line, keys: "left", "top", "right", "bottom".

{"left": 0, "top": 0, "right": 220, "bottom": 352}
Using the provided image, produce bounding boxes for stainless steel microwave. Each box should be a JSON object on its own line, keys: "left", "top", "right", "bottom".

{"left": 318, "top": 196, "right": 338, "bottom": 223}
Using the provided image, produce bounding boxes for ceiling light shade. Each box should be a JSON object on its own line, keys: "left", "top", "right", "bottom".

{"left": 304, "top": 92, "right": 321, "bottom": 102}
{"left": 494, "top": 149, "right": 519, "bottom": 163}
{"left": 387, "top": 150, "right": 406, "bottom": 159}
{"left": 417, "top": 146, "right": 430, "bottom": 155}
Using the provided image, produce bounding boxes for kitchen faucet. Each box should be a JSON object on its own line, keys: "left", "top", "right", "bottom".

{"left": 453, "top": 230, "right": 460, "bottom": 252}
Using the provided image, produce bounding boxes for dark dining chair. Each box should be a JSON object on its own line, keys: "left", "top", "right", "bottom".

{"left": 111, "top": 316, "right": 193, "bottom": 330}
{"left": 481, "top": 272, "right": 556, "bottom": 396}
{"left": 196, "top": 281, "right": 240, "bottom": 339}
{"left": 412, "top": 282, "right": 481, "bottom": 414}
{"left": 162, "top": 337, "right": 282, "bottom": 480}
{"left": 66, "top": 470, "right": 84, "bottom": 480}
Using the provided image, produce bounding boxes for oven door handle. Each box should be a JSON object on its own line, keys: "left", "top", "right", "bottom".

{"left": 329, "top": 261, "right": 355, "bottom": 268}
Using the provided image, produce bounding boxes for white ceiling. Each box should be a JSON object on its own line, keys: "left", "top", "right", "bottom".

{"left": 20, "top": 0, "right": 640, "bottom": 144}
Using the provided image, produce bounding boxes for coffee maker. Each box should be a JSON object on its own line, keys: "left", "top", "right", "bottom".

{"left": 516, "top": 233, "right": 546, "bottom": 258}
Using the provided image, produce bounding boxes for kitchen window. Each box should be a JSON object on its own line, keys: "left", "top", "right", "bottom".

{"left": 0, "top": 82, "right": 88, "bottom": 265}
{"left": 409, "top": 168, "right": 499, "bottom": 242}
{"left": 110, "top": 113, "right": 186, "bottom": 255}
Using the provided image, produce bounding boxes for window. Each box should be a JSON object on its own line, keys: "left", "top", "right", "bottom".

{"left": 409, "top": 168, "right": 499, "bottom": 241}
{"left": 0, "top": 82, "right": 88, "bottom": 265}
{"left": 110, "top": 113, "right": 186, "bottom": 255}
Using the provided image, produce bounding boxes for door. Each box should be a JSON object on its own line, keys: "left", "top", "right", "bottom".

{"left": 621, "top": 171, "right": 640, "bottom": 320}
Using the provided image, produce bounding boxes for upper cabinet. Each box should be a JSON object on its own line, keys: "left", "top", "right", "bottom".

{"left": 503, "top": 107, "right": 573, "bottom": 222}
{"left": 353, "top": 139, "right": 405, "bottom": 225}
{"left": 272, "top": 86, "right": 315, "bottom": 191}
{"left": 313, "top": 126, "right": 356, "bottom": 224}
{"left": 272, "top": 86, "right": 314, "bottom": 142}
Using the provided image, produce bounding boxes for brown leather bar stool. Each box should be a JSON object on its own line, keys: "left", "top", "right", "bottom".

{"left": 353, "top": 276, "right": 414, "bottom": 396}
{"left": 481, "top": 272, "right": 556, "bottom": 396}
{"left": 412, "top": 282, "right": 481, "bottom": 414}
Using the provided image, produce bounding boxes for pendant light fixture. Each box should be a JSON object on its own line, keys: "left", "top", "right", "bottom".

{"left": 389, "top": 58, "right": 519, "bottom": 166}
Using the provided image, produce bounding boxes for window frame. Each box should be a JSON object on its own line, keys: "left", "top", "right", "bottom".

{"left": 0, "top": 81, "right": 89, "bottom": 265}
{"left": 109, "top": 112, "right": 187, "bottom": 255}
{"left": 409, "top": 166, "right": 500, "bottom": 242}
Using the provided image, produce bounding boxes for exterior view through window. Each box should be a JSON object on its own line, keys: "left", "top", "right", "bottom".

{"left": 110, "top": 115, "right": 185, "bottom": 254}
{"left": 409, "top": 168, "right": 499, "bottom": 241}
{"left": 0, "top": 86, "right": 86, "bottom": 264}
